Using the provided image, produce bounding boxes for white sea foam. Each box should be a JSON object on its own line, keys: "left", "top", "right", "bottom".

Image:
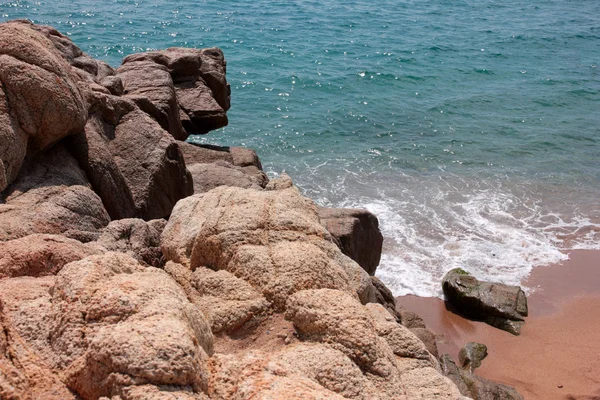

{"left": 287, "top": 168, "right": 600, "bottom": 298}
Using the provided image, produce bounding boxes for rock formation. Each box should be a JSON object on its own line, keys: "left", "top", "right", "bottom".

{"left": 440, "top": 349, "right": 524, "bottom": 400}
{"left": 442, "top": 268, "right": 528, "bottom": 335}
{"left": 0, "top": 20, "right": 472, "bottom": 399}
{"left": 318, "top": 207, "right": 384, "bottom": 275}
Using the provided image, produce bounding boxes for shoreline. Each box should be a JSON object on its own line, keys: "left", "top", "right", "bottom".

{"left": 396, "top": 249, "right": 600, "bottom": 399}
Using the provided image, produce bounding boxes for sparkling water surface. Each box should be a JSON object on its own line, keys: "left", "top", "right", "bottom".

{"left": 3, "top": 0, "right": 599, "bottom": 296}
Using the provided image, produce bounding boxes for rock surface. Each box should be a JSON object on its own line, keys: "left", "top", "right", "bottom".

{"left": 69, "top": 92, "right": 194, "bottom": 220}
{"left": 0, "top": 234, "right": 101, "bottom": 278}
{"left": 180, "top": 142, "right": 269, "bottom": 190}
{"left": 161, "top": 183, "right": 376, "bottom": 309}
{"left": 0, "top": 144, "right": 110, "bottom": 242}
{"left": 121, "top": 47, "right": 230, "bottom": 138}
{"left": 441, "top": 354, "right": 524, "bottom": 400}
{"left": 0, "top": 21, "right": 87, "bottom": 191}
{"left": 318, "top": 207, "right": 383, "bottom": 275}
{"left": 94, "top": 218, "right": 166, "bottom": 268}
{"left": 442, "top": 268, "right": 528, "bottom": 335}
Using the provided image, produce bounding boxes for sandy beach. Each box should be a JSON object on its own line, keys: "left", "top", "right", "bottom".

{"left": 397, "top": 250, "right": 600, "bottom": 400}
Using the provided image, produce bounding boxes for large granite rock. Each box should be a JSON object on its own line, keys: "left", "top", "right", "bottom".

{"left": 121, "top": 47, "right": 230, "bottom": 138}
{"left": 318, "top": 207, "right": 383, "bottom": 275}
{"left": 187, "top": 162, "right": 262, "bottom": 194}
{"left": 117, "top": 60, "right": 185, "bottom": 140}
{"left": 161, "top": 181, "right": 376, "bottom": 309}
{"left": 0, "top": 144, "right": 110, "bottom": 242}
{"left": 68, "top": 91, "right": 194, "bottom": 220}
{"left": 165, "top": 261, "right": 271, "bottom": 334}
{"left": 442, "top": 268, "right": 528, "bottom": 335}
{"left": 0, "top": 21, "right": 87, "bottom": 191}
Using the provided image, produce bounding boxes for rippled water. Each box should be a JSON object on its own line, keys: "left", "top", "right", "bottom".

{"left": 3, "top": 0, "right": 600, "bottom": 296}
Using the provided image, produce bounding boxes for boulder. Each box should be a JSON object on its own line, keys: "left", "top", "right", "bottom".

{"left": 370, "top": 276, "right": 402, "bottom": 321}
{"left": 440, "top": 354, "right": 524, "bottom": 400}
{"left": 209, "top": 351, "right": 346, "bottom": 400}
{"left": 442, "top": 268, "right": 528, "bottom": 335}
{"left": 208, "top": 343, "right": 385, "bottom": 400}
{"left": 50, "top": 252, "right": 214, "bottom": 398}
{"left": 363, "top": 303, "right": 431, "bottom": 361}
{"left": 68, "top": 92, "right": 193, "bottom": 220}
{"left": 396, "top": 304, "right": 427, "bottom": 329}
{"left": 179, "top": 142, "right": 268, "bottom": 188}
{"left": 161, "top": 184, "right": 376, "bottom": 309}
{"left": 458, "top": 342, "right": 488, "bottom": 372}
{"left": 187, "top": 162, "right": 262, "bottom": 193}
{"left": 285, "top": 289, "right": 463, "bottom": 399}
{"left": 0, "top": 234, "right": 102, "bottom": 278}
{"left": 0, "top": 21, "right": 87, "bottom": 191}
{"left": 0, "top": 144, "right": 110, "bottom": 242}
{"left": 165, "top": 261, "right": 271, "bottom": 333}
{"left": 94, "top": 218, "right": 166, "bottom": 268}
{"left": 121, "top": 47, "right": 230, "bottom": 137}
{"left": 117, "top": 60, "right": 185, "bottom": 140}
{"left": 318, "top": 207, "right": 383, "bottom": 275}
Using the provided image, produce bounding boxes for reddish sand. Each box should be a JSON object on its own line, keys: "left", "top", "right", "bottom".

{"left": 396, "top": 250, "right": 600, "bottom": 400}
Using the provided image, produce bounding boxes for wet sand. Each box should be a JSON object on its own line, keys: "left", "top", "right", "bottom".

{"left": 396, "top": 250, "right": 600, "bottom": 400}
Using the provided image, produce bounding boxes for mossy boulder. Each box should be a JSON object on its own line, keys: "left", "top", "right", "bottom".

{"left": 442, "top": 268, "right": 528, "bottom": 335}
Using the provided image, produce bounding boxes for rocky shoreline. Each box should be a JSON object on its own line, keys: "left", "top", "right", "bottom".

{"left": 0, "top": 20, "right": 525, "bottom": 399}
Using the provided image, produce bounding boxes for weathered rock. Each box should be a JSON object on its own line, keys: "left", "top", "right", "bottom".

{"left": 67, "top": 103, "right": 137, "bottom": 220}
{"left": 51, "top": 252, "right": 213, "bottom": 398}
{"left": 161, "top": 185, "right": 375, "bottom": 309}
{"left": 0, "top": 276, "right": 77, "bottom": 399}
{"left": 400, "top": 366, "right": 466, "bottom": 400}
{"left": 0, "top": 21, "right": 87, "bottom": 149}
{"left": 0, "top": 84, "right": 27, "bottom": 193}
{"left": 318, "top": 207, "right": 383, "bottom": 275}
{"left": 458, "top": 342, "right": 488, "bottom": 372}
{"left": 165, "top": 261, "right": 271, "bottom": 333}
{"left": 396, "top": 304, "right": 427, "bottom": 329}
{"left": 370, "top": 276, "right": 402, "bottom": 322}
{"left": 121, "top": 47, "right": 230, "bottom": 137}
{"left": 0, "top": 21, "right": 87, "bottom": 191}
{"left": 187, "top": 162, "right": 262, "bottom": 193}
{"left": 440, "top": 354, "right": 524, "bottom": 400}
{"left": 364, "top": 303, "right": 431, "bottom": 361}
{"left": 285, "top": 289, "right": 408, "bottom": 375}
{"left": 410, "top": 327, "right": 440, "bottom": 360}
{"left": 99, "top": 75, "right": 124, "bottom": 96}
{"left": 179, "top": 142, "right": 268, "bottom": 188}
{"left": 68, "top": 91, "right": 193, "bottom": 220}
{"left": 209, "top": 351, "right": 347, "bottom": 400}
{"left": 117, "top": 60, "right": 185, "bottom": 140}
{"left": 0, "top": 234, "right": 102, "bottom": 278}
{"left": 0, "top": 144, "right": 110, "bottom": 242}
{"left": 442, "top": 268, "right": 528, "bottom": 335}
{"left": 95, "top": 218, "right": 166, "bottom": 268}
{"left": 209, "top": 343, "right": 384, "bottom": 400}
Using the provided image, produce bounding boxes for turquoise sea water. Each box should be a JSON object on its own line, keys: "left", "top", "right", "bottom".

{"left": 3, "top": 0, "right": 599, "bottom": 296}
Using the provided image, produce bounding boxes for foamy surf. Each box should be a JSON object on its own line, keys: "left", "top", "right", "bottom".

{"left": 281, "top": 168, "right": 600, "bottom": 298}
